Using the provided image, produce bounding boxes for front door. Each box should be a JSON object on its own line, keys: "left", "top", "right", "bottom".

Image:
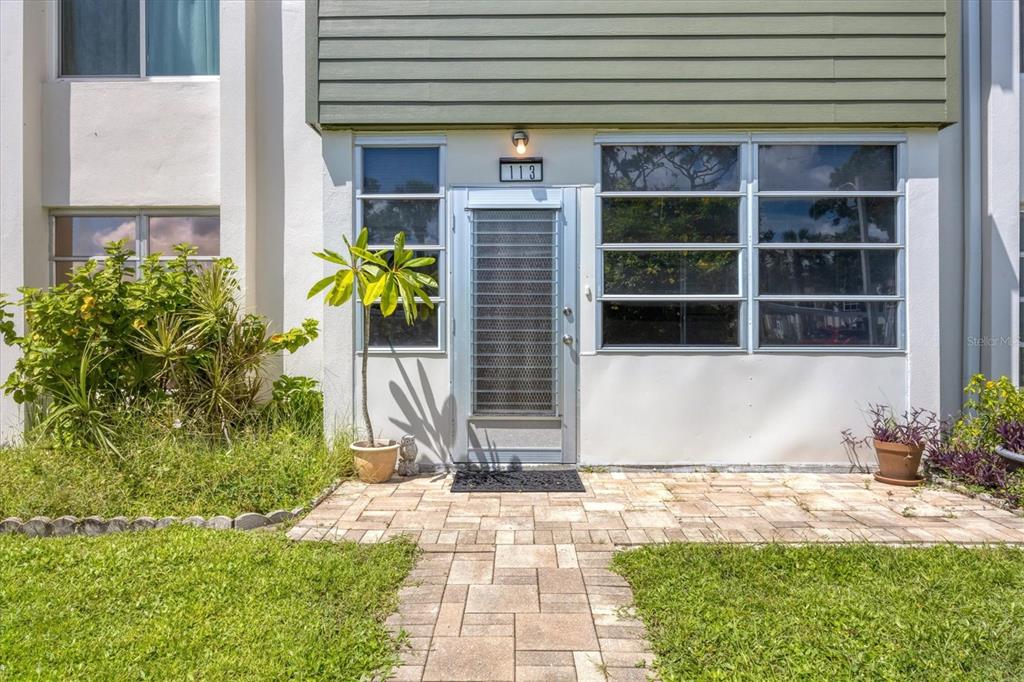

{"left": 451, "top": 188, "right": 578, "bottom": 466}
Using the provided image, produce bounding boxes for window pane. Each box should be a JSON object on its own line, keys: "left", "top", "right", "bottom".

{"left": 758, "top": 145, "right": 896, "bottom": 192}
{"left": 374, "top": 249, "right": 441, "bottom": 285}
{"left": 758, "top": 198, "right": 896, "bottom": 244}
{"left": 759, "top": 301, "right": 898, "bottom": 347}
{"left": 146, "top": 0, "right": 219, "bottom": 76}
{"left": 54, "top": 216, "right": 137, "bottom": 257}
{"left": 149, "top": 216, "right": 220, "bottom": 256}
{"left": 601, "top": 145, "right": 740, "bottom": 192}
{"left": 601, "top": 198, "right": 739, "bottom": 244}
{"left": 61, "top": 0, "right": 140, "bottom": 76}
{"left": 363, "top": 148, "right": 440, "bottom": 194}
{"left": 55, "top": 260, "right": 138, "bottom": 284}
{"left": 368, "top": 305, "right": 439, "bottom": 348}
{"left": 363, "top": 199, "right": 440, "bottom": 245}
{"left": 604, "top": 251, "right": 738, "bottom": 295}
{"left": 758, "top": 249, "right": 898, "bottom": 296}
{"left": 602, "top": 302, "right": 739, "bottom": 346}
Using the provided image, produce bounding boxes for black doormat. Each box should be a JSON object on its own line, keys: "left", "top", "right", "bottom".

{"left": 451, "top": 469, "right": 586, "bottom": 493}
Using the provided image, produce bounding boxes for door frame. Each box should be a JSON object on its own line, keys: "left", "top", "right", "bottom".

{"left": 450, "top": 187, "right": 579, "bottom": 466}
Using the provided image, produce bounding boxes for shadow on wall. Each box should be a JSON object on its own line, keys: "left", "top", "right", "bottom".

{"left": 466, "top": 431, "right": 523, "bottom": 471}
{"left": 385, "top": 358, "right": 524, "bottom": 471}
{"left": 387, "top": 359, "right": 454, "bottom": 468}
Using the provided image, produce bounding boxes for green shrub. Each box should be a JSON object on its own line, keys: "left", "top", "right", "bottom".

{"left": 0, "top": 242, "right": 319, "bottom": 449}
{"left": 949, "top": 374, "right": 1024, "bottom": 451}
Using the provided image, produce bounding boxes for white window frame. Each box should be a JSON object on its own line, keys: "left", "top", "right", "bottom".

{"left": 594, "top": 133, "right": 908, "bottom": 354}
{"left": 55, "top": 0, "right": 220, "bottom": 81}
{"left": 595, "top": 134, "right": 749, "bottom": 352}
{"left": 354, "top": 136, "right": 447, "bottom": 353}
{"left": 49, "top": 209, "right": 220, "bottom": 285}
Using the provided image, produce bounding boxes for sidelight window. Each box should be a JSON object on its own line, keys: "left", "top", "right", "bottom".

{"left": 356, "top": 142, "right": 446, "bottom": 350}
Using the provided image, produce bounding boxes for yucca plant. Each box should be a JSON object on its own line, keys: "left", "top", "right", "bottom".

{"left": 308, "top": 228, "right": 438, "bottom": 445}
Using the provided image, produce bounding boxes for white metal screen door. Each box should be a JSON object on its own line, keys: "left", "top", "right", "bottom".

{"left": 452, "top": 188, "right": 578, "bottom": 465}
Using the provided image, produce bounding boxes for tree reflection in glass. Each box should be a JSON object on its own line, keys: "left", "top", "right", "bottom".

{"left": 602, "top": 145, "right": 740, "bottom": 192}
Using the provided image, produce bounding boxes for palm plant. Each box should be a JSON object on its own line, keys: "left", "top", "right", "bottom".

{"left": 308, "top": 229, "right": 438, "bottom": 445}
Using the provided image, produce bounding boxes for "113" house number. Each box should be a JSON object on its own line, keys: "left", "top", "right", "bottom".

{"left": 499, "top": 158, "right": 543, "bottom": 182}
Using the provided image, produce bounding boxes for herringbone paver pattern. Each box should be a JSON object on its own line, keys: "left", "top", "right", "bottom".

{"left": 289, "top": 472, "right": 1024, "bottom": 680}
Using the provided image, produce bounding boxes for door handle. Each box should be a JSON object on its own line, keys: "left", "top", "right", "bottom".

{"left": 562, "top": 334, "right": 574, "bottom": 346}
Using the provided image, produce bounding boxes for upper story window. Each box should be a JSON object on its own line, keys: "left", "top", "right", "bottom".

{"left": 597, "top": 140, "right": 904, "bottom": 351}
{"left": 356, "top": 143, "right": 446, "bottom": 350}
{"left": 60, "top": 0, "right": 219, "bottom": 78}
{"left": 51, "top": 213, "right": 220, "bottom": 284}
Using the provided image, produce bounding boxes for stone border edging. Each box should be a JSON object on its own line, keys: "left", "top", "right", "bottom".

{"left": 930, "top": 474, "right": 1024, "bottom": 518}
{"left": 0, "top": 476, "right": 345, "bottom": 539}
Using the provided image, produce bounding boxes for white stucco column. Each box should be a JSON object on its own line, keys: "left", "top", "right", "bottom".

{"left": 906, "top": 131, "right": 943, "bottom": 416}
{"left": 980, "top": 0, "right": 1021, "bottom": 381}
{"left": 0, "top": 1, "right": 47, "bottom": 441}
{"left": 321, "top": 133, "right": 355, "bottom": 434}
{"left": 220, "top": 0, "right": 257, "bottom": 308}
{"left": 280, "top": 0, "right": 325, "bottom": 381}
{"left": 0, "top": 1, "right": 27, "bottom": 441}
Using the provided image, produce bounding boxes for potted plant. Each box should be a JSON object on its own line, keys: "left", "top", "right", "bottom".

{"left": 308, "top": 228, "right": 438, "bottom": 483}
{"left": 850, "top": 405, "right": 940, "bottom": 486}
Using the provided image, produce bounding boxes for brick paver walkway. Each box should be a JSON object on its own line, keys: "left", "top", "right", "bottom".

{"left": 288, "top": 472, "right": 1024, "bottom": 681}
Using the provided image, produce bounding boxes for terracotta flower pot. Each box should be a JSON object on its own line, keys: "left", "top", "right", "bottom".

{"left": 873, "top": 439, "right": 924, "bottom": 486}
{"left": 352, "top": 440, "right": 399, "bottom": 484}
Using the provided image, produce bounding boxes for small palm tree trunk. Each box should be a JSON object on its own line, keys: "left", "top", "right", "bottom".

{"left": 361, "top": 304, "right": 374, "bottom": 445}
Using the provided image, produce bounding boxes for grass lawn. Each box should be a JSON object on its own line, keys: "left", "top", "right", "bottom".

{"left": 613, "top": 543, "right": 1024, "bottom": 681}
{"left": 0, "top": 527, "right": 416, "bottom": 680}
{"left": 0, "top": 427, "right": 353, "bottom": 518}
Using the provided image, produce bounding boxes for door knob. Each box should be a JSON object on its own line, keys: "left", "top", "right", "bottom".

{"left": 562, "top": 306, "right": 573, "bottom": 317}
{"left": 562, "top": 334, "right": 574, "bottom": 345}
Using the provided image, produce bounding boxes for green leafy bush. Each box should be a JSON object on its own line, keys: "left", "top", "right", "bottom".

{"left": 0, "top": 242, "right": 319, "bottom": 449}
{"left": 949, "top": 374, "right": 1024, "bottom": 451}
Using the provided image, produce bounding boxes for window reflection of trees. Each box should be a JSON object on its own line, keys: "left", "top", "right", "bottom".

{"left": 758, "top": 145, "right": 899, "bottom": 347}
{"left": 601, "top": 145, "right": 740, "bottom": 192}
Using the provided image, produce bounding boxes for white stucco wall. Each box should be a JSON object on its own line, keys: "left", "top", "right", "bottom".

{"left": 277, "top": 0, "right": 325, "bottom": 382}
{"left": 317, "top": 128, "right": 944, "bottom": 468}
{"left": 42, "top": 80, "right": 220, "bottom": 207}
{"left": 980, "top": 0, "right": 1021, "bottom": 381}
{"left": 0, "top": 0, "right": 48, "bottom": 441}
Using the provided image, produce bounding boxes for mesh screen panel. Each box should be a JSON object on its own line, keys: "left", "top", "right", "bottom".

{"left": 471, "top": 209, "right": 559, "bottom": 416}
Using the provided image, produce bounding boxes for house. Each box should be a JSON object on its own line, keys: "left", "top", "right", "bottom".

{"left": 0, "top": 0, "right": 1019, "bottom": 471}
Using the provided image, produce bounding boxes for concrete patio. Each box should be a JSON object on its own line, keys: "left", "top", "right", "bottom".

{"left": 288, "top": 472, "right": 1024, "bottom": 681}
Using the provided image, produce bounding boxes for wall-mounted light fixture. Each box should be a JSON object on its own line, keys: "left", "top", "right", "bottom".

{"left": 512, "top": 130, "right": 529, "bottom": 155}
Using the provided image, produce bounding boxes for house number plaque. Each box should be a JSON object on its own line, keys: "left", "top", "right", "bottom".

{"left": 499, "top": 157, "right": 543, "bottom": 182}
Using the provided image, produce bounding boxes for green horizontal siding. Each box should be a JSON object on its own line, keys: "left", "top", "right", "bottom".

{"left": 309, "top": 0, "right": 960, "bottom": 128}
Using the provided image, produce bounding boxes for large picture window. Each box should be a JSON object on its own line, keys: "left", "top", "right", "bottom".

{"left": 51, "top": 213, "right": 220, "bottom": 284}
{"left": 597, "top": 140, "right": 904, "bottom": 351}
{"left": 755, "top": 144, "right": 901, "bottom": 348}
{"left": 356, "top": 143, "right": 445, "bottom": 350}
{"left": 598, "top": 145, "right": 744, "bottom": 348}
{"left": 60, "top": 0, "right": 219, "bottom": 77}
